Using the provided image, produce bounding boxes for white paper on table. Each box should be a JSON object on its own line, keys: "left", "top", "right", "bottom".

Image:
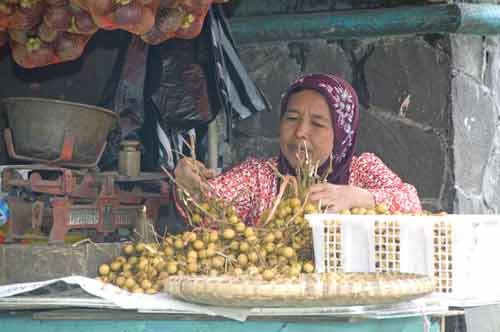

{"left": 0, "top": 278, "right": 67, "bottom": 298}
{"left": 0, "top": 276, "right": 250, "bottom": 321}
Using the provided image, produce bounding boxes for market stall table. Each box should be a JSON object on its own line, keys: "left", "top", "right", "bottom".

{"left": 0, "top": 289, "right": 456, "bottom": 332}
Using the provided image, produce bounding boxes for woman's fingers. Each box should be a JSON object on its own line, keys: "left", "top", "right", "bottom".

{"left": 189, "top": 159, "right": 216, "bottom": 179}
{"left": 174, "top": 157, "right": 217, "bottom": 196}
{"left": 325, "top": 204, "right": 338, "bottom": 213}
{"left": 309, "top": 188, "right": 333, "bottom": 202}
{"left": 202, "top": 168, "right": 216, "bottom": 179}
{"left": 309, "top": 183, "right": 343, "bottom": 210}
{"left": 175, "top": 158, "right": 202, "bottom": 190}
{"left": 308, "top": 183, "right": 330, "bottom": 193}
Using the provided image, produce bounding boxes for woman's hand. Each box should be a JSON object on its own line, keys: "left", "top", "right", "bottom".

{"left": 308, "top": 183, "right": 375, "bottom": 212}
{"left": 174, "top": 157, "right": 216, "bottom": 194}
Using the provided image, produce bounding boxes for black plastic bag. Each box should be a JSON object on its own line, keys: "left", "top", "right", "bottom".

{"left": 206, "top": 5, "right": 271, "bottom": 137}
{"left": 149, "top": 38, "right": 215, "bottom": 130}
{"left": 99, "top": 33, "right": 149, "bottom": 170}
{"left": 149, "top": 4, "right": 270, "bottom": 136}
{"left": 99, "top": 5, "right": 270, "bottom": 170}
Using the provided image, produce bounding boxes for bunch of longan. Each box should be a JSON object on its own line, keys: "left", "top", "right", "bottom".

{"left": 97, "top": 195, "right": 319, "bottom": 292}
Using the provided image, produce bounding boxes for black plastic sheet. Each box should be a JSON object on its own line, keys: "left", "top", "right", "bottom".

{"left": 98, "top": 5, "right": 270, "bottom": 170}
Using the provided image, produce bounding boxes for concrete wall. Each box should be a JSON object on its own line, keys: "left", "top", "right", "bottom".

{"left": 0, "top": 243, "right": 121, "bottom": 284}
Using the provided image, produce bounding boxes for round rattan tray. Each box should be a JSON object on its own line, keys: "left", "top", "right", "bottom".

{"left": 164, "top": 272, "right": 435, "bottom": 307}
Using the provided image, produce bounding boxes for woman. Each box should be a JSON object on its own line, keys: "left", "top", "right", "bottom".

{"left": 175, "top": 74, "right": 422, "bottom": 225}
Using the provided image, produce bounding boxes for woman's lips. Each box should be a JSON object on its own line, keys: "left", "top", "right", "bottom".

{"left": 288, "top": 144, "right": 314, "bottom": 158}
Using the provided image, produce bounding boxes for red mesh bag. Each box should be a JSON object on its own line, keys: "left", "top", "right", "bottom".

{"left": 78, "top": 0, "right": 159, "bottom": 35}
{"left": 173, "top": 2, "right": 209, "bottom": 39}
{"left": 43, "top": 1, "right": 98, "bottom": 35}
{"left": 0, "top": 2, "right": 14, "bottom": 30}
{"left": 0, "top": 30, "right": 7, "bottom": 47}
{"left": 8, "top": 28, "right": 31, "bottom": 44}
{"left": 8, "top": 0, "right": 97, "bottom": 68}
{"left": 0, "top": 15, "right": 10, "bottom": 31}
{"left": 53, "top": 31, "right": 91, "bottom": 60}
{"left": 140, "top": 0, "right": 211, "bottom": 45}
{"left": 45, "top": 0, "right": 68, "bottom": 6}
{"left": 10, "top": 38, "right": 57, "bottom": 67}
{"left": 10, "top": 31, "right": 92, "bottom": 67}
{"left": 140, "top": 0, "right": 183, "bottom": 44}
{"left": 8, "top": 0, "right": 45, "bottom": 30}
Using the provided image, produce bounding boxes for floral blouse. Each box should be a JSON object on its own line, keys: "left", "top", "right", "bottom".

{"left": 206, "top": 153, "right": 422, "bottom": 225}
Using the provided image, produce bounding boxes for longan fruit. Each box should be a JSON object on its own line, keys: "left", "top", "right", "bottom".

{"left": 166, "top": 262, "right": 178, "bottom": 274}
{"left": 125, "top": 277, "right": 136, "bottom": 289}
{"left": 303, "top": 262, "right": 315, "bottom": 273}
{"left": 141, "top": 279, "right": 153, "bottom": 290}
{"left": 193, "top": 240, "right": 204, "bottom": 250}
{"left": 115, "top": 276, "right": 126, "bottom": 287}
{"left": 237, "top": 254, "right": 248, "bottom": 266}
{"left": 262, "top": 269, "right": 274, "bottom": 281}
{"left": 191, "top": 214, "right": 202, "bottom": 224}
{"left": 123, "top": 244, "right": 135, "bottom": 256}
{"left": 208, "top": 231, "right": 219, "bottom": 242}
{"left": 235, "top": 222, "right": 246, "bottom": 233}
{"left": 110, "top": 261, "right": 122, "bottom": 272}
{"left": 239, "top": 242, "right": 250, "bottom": 253}
{"left": 99, "top": 264, "right": 110, "bottom": 276}
{"left": 281, "top": 247, "right": 295, "bottom": 258}
{"left": 135, "top": 243, "right": 145, "bottom": 253}
{"left": 223, "top": 229, "right": 236, "bottom": 240}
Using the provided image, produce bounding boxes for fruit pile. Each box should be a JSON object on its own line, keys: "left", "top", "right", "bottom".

{"left": 0, "top": 0, "right": 229, "bottom": 68}
{"left": 97, "top": 149, "right": 328, "bottom": 293}
{"left": 96, "top": 146, "right": 444, "bottom": 294}
{"left": 96, "top": 196, "right": 318, "bottom": 293}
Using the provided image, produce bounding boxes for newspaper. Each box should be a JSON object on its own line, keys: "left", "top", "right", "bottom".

{"left": 0, "top": 276, "right": 250, "bottom": 321}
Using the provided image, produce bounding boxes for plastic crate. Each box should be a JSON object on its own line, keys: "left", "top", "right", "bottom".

{"left": 306, "top": 214, "right": 500, "bottom": 302}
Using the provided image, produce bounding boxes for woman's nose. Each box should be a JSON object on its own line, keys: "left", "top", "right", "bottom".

{"left": 294, "top": 120, "right": 310, "bottom": 139}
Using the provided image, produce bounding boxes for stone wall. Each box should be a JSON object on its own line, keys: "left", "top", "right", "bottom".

{"left": 450, "top": 35, "right": 500, "bottom": 214}
{"left": 227, "top": 32, "right": 500, "bottom": 214}
{"left": 228, "top": 35, "right": 454, "bottom": 212}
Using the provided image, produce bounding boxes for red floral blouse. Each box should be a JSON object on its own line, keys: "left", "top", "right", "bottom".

{"left": 206, "top": 153, "right": 422, "bottom": 225}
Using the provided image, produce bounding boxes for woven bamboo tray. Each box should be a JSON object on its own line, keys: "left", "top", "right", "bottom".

{"left": 164, "top": 272, "right": 435, "bottom": 307}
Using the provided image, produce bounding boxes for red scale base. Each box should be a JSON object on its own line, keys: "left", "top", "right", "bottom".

{"left": 2, "top": 165, "right": 169, "bottom": 243}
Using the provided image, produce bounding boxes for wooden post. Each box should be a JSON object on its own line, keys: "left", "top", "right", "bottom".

{"left": 134, "top": 206, "right": 155, "bottom": 243}
{"left": 207, "top": 120, "right": 218, "bottom": 170}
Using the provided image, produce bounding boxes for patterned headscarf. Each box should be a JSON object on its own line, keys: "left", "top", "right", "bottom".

{"left": 278, "top": 73, "right": 360, "bottom": 184}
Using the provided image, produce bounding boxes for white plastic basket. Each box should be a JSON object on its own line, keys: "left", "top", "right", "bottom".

{"left": 306, "top": 213, "right": 500, "bottom": 302}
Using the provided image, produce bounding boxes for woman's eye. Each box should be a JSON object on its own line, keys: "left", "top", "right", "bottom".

{"left": 313, "top": 122, "right": 325, "bottom": 127}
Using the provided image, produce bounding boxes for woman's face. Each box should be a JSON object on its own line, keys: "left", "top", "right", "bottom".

{"left": 279, "top": 89, "right": 334, "bottom": 169}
